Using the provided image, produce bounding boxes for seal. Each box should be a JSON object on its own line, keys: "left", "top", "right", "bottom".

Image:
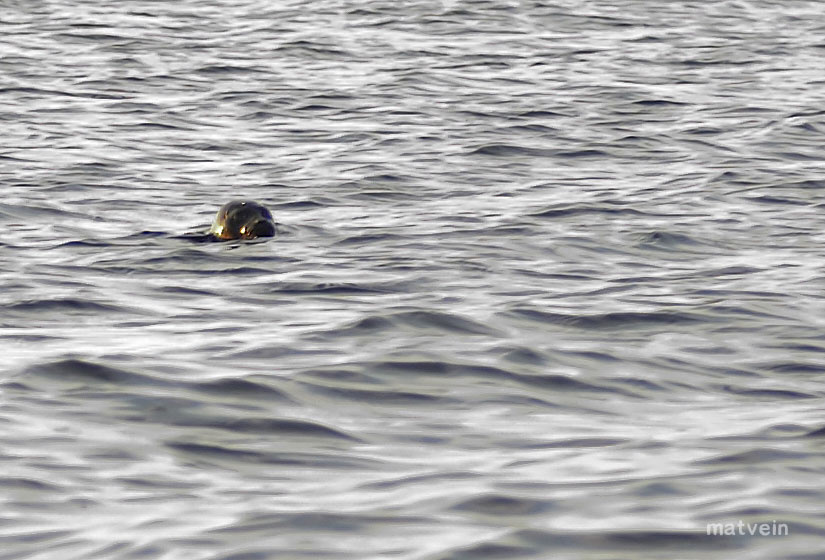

{"left": 210, "top": 200, "right": 276, "bottom": 241}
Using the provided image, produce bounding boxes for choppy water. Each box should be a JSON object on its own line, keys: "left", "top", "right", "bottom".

{"left": 3, "top": 1, "right": 825, "bottom": 558}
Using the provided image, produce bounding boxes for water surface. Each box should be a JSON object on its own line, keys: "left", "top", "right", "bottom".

{"left": 2, "top": 1, "right": 825, "bottom": 558}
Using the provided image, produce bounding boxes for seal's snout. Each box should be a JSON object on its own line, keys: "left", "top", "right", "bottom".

{"left": 242, "top": 219, "right": 276, "bottom": 239}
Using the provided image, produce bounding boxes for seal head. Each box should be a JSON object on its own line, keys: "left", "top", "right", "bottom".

{"left": 210, "top": 200, "right": 276, "bottom": 241}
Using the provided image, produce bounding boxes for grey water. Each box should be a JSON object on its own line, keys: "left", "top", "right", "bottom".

{"left": 2, "top": 1, "right": 825, "bottom": 558}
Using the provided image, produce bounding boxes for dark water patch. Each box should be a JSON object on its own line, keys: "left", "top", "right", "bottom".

{"left": 556, "top": 349, "right": 620, "bottom": 363}
{"left": 293, "top": 103, "right": 338, "bottom": 112}
{"left": 187, "top": 265, "right": 277, "bottom": 276}
{"left": 471, "top": 393, "right": 562, "bottom": 409}
{"left": 172, "top": 232, "right": 223, "bottom": 244}
{"left": 0, "top": 334, "right": 63, "bottom": 343}
{"left": 181, "top": 416, "right": 360, "bottom": 442}
{"left": 492, "top": 527, "right": 741, "bottom": 556}
{"left": 371, "top": 359, "right": 452, "bottom": 376}
{"left": 502, "top": 123, "right": 556, "bottom": 134}
{"left": 802, "top": 425, "right": 825, "bottom": 438}
{"left": 239, "top": 110, "right": 280, "bottom": 121}
{"left": 689, "top": 288, "right": 784, "bottom": 302}
{"left": 503, "top": 307, "right": 710, "bottom": 330}
{"left": 349, "top": 189, "right": 421, "bottom": 201}
{"left": 212, "top": 552, "right": 272, "bottom": 560}
{"left": 73, "top": 393, "right": 205, "bottom": 428}
{"left": 18, "top": 359, "right": 170, "bottom": 390}
{"left": 746, "top": 423, "right": 810, "bottom": 438}
{"left": 680, "top": 344, "right": 738, "bottom": 356}
{"left": 632, "top": 99, "right": 687, "bottom": 107}
{"left": 433, "top": 541, "right": 534, "bottom": 560}
{"left": 55, "top": 30, "right": 126, "bottom": 42}
{"left": 515, "top": 372, "right": 632, "bottom": 396}
{"left": 166, "top": 441, "right": 375, "bottom": 470}
{"left": 53, "top": 239, "right": 112, "bottom": 248}
{"left": 0, "top": 86, "right": 126, "bottom": 99}
{"left": 0, "top": 202, "right": 83, "bottom": 221}
{"left": 296, "top": 367, "right": 383, "bottom": 386}
{"left": 359, "top": 358, "right": 648, "bottom": 399}
{"left": 468, "top": 143, "right": 553, "bottom": 157}
{"left": 270, "top": 281, "right": 401, "bottom": 295}
{"left": 694, "top": 448, "right": 811, "bottom": 467}
{"left": 701, "top": 365, "right": 761, "bottom": 381}
{"left": 630, "top": 480, "right": 689, "bottom": 498}
{"left": 103, "top": 101, "right": 164, "bottom": 113}
{"left": 217, "top": 346, "right": 333, "bottom": 362}
{"left": 450, "top": 493, "right": 555, "bottom": 517}
{"left": 84, "top": 447, "right": 144, "bottom": 463}
{"left": 763, "top": 343, "right": 825, "bottom": 355}
{"left": 609, "top": 376, "right": 673, "bottom": 394}
{"left": 294, "top": 381, "right": 453, "bottom": 406}
{"left": 719, "top": 386, "right": 818, "bottom": 400}
{"left": 556, "top": 149, "right": 611, "bottom": 158}
{"left": 336, "top": 310, "right": 500, "bottom": 337}
{"left": 746, "top": 195, "right": 811, "bottom": 206}
{"left": 194, "top": 64, "right": 265, "bottom": 76}
{"left": 270, "top": 199, "right": 327, "bottom": 209}
{"left": 469, "top": 143, "right": 610, "bottom": 159}
{"left": 529, "top": 204, "right": 652, "bottom": 219}
{"left": 333, "top": 315, "right": 395, "bottom": 335}
{"left": 1, "top": 529, "right": 77, "bottom": 546}
{"left": 773, "top": 150, "right": 823, "bottom": 162}
{"left": 759, "top": 361, "right": 825, "bottom": 375}
{"left": 193, "top": 377, "right": 294, "bottom": 403}
{"left": 362, "top": 173, "right": 414, "bottom": 184}
{"left": 164, "top": 441, "right": 281, "bottom": 464}
{"left": 775, "top": 179, "right": 825, "bottom": 190}
{"left": 503, "top": 437, "right": 629, "bottom": 450}
{"left": 126, "top": 121, "right": 190, "bottom": 131}
{"left": 499, "top": 346, "right": 548, "bottom": 366}
{"left": 115, "top": 475, "right": 203, "bottom": 491}
{"left": 153, "top": 285, "right": 218, "bottom": 297}
{"left": 139, "top": 250, "right": 240, "bottom": 267}
{"left": 517, "top": 109, "right": 567, "bottom": 118}
{"left": 361, "top": 470, "right": 480, "bottom": 491}
{"left": 635, "top": 230, "right": 707, "bottom": 250}
{"left": 332, "top": 232, "right": 406, "bottom": 246}
{"left": 177, "top": 142, "right": 234, "bottom": 153}
{"left": 128, "top": 230, "right": 171, "bottom": 239}
{"left": 0, "top": 476, "right": 61, "bottom": 493}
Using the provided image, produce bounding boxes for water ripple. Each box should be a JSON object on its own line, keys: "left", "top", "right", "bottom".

{"left": 2, "top": 0, "right": 825, "bottom": 558}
